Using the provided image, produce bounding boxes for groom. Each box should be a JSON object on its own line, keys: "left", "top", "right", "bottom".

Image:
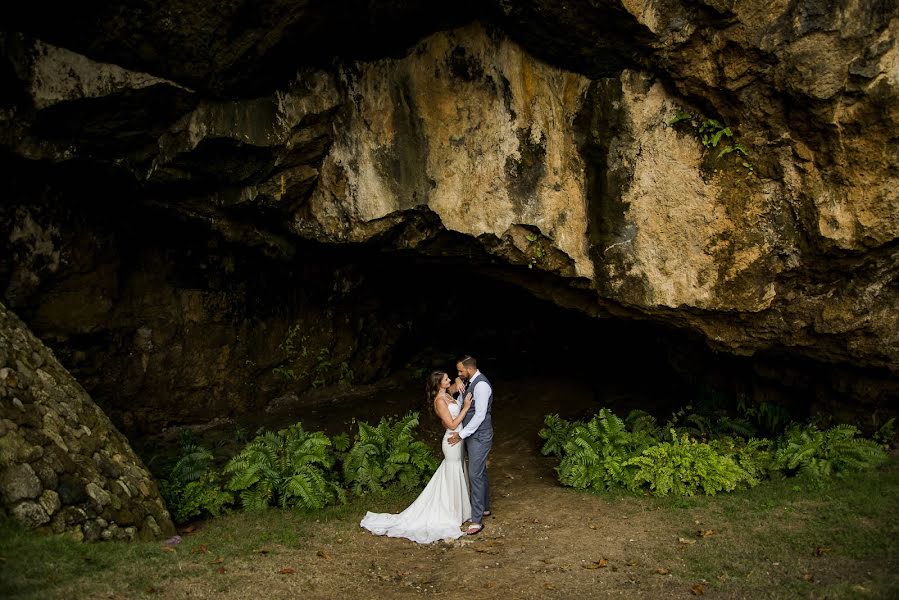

{"left": 448, "top": 355, "right": 493, "bottom": 535}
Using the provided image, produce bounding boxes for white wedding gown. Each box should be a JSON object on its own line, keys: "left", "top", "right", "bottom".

{"left": 360, "top": 400, "right": 471, "bottom": 544}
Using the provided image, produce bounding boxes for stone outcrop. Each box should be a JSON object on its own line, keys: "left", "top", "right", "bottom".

{"left": 0, "top": 0, "right": 896, "bottom": 425}
{"left": 0, "top": 300, "right": 175, "bottom": 540}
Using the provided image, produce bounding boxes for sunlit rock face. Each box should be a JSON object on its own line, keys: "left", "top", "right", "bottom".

{"left": 306, "top": 24, "right": 594, "bottom": 281}
{"left": 0, "top": 301, "right": 175, "bottom": 540}
{"left": 1, "top": 0, "right": 897, "bottom": 428}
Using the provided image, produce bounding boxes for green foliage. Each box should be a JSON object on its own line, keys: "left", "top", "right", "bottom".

{"left": 272, "top": 323, "right": 309, "bottom": 381}
{"left": 342, "top": 412, "right": 438, "bottom": 496}
{"left": 626, "top": 431, "right": 753, "bottom": 497}
{"left": 773, "top": 423, "right": 888, "bottom": 479}
{"left": 159, "top": 444, "right": 233, "bottom": 523}
{"left": 709, "top": 436, "right": 773, "bottom": 486}
{"left": 737, "top": 399, "right": 794, "bottom": 436}
{"left": 543, "top": 409, "right": 658, "bottom": 492}
{"left": 541, "top": 405, "right": 889, "bottom": 499}
{"left": 224, "top": 423, "right": 345, "bottom": 511}
{"left": 669, "top": 109, "right": 754, "bottom": 175}
{"left": 538, "top": 413, "right": 574, "bottom": 459}
{"left": 873, "top": 417, "right": 896, "bottom": 446}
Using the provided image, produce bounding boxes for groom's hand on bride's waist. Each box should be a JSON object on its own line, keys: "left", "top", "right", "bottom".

{"left": 448, "top": 432, "right": 461, "bottom": 445}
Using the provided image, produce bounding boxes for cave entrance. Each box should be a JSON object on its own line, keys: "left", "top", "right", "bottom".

{"left": 248, "top": 245, "right": 754, "bottom": 449}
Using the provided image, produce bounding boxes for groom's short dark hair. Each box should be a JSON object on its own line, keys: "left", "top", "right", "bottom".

{"left": 459, "top": 355, "right": 477, "bottom": 369}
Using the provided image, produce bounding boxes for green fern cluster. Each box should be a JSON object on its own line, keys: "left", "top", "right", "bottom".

{"left": 343, "top": 412, "right": 438, "bottom": 495}
{"left": 159, "top": 444, "right": 234, "bottom": 523}
{"left": 627, "top": 431, "right": 753, "bottom": 497}
{"left": 773, "top": 424, "right": 887, "bottom": 479}
{"left": 540, "top": 406, "right": 889, "bottom": 498}
{"left": 224, "top": 423, "right": 346, "bottom": 511}
{"left": 159, "top": 413, "right": 439, "bottom": 523}
{"left": 542, "top": 409, "right": 656, "bottom": 492}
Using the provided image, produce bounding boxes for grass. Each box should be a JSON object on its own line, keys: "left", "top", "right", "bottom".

{"left": 1, "top": 460, "right": 897, "bottom": 599}
{"left": 650, "top": 457, "right": 899, "bottom": 598}
{"left": 0, "top": 488, "right": 419, "bottom": 600}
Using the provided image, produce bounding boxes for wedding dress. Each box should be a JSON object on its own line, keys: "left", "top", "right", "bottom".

{"left": 360, "top": 399, "right": 471, "bottom": 543}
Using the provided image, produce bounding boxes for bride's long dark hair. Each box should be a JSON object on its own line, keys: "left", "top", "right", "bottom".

{"left": 425, "top": 371, "right": 446, "bottom": 403}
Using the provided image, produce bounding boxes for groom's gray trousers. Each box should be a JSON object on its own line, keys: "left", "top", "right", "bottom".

{"left": 466, "top": 427, "right": 492, "bottom": 524}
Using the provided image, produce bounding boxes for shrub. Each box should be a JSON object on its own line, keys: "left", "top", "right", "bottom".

{"left": 626, "top": 431, "right": 753, "bottom": 496}
{"left": 342, "top": 412, "right": 438, "bottom": 495}
{"left": 542, "top": 409, "right": 657, "bottom": 492}
{"left": 773, "top": 423, "right": 888, "bottom": 479}
{"left": 224, "top": 423, "right": 345, "bottom": 511}
{"left": 159, "top": 444, "right": 233, "bottom": 523}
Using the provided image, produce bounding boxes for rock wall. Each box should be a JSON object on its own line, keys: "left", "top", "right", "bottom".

{"left": 1, "top": 1, "right": 897, "bottom": 421}
{"left": 0, "top": 300, "right": 175, "bottom": 540}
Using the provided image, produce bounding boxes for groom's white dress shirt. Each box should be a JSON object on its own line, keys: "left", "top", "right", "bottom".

{"left": 459, "top": 369, "right": 490, "bottom": 439}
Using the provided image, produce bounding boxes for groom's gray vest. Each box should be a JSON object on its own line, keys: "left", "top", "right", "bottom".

{"left": 461, "top": 372, "right": 493, "bottom": 436}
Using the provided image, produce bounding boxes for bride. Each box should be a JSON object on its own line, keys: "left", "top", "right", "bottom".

{"left": 360, "top": 371, "right": 473, "bottom": 543}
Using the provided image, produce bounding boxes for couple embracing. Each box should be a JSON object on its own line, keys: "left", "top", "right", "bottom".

{"left": 360, "top": 355, "right": 493, "bottom": 543}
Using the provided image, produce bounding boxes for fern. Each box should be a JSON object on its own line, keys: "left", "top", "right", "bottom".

{"left": 224, "top": 423, "right": 344, "bottom": 511}
{"left": 709, "top": 436, "right": 772, "bottom": 486}
{"left": 873, "top": 418, "right": 896, "bottom": 446}
{"left": 159, "top": 443, "right": 233, "bottom": 523}
{"left": 773, "top": 424, "right": 887, "bottom": 479}
{"left": 538, "top": 414, "right": 574, "bottom": 458}
{"left": 343, "top": 412, "right": 437, "bottom": 496}
{"left": 626, "top": 431, "right": 751, "bottom": 497}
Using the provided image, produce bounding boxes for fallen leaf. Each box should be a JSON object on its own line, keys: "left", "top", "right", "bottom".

{"left": 589, "top": 524, "right": 597, "bottom": 530}
{"left": 144, "top": 586, "right": 158, "bottom": 594}
{"left": 210, "top": 557, "right": 224, "bottom": 564}
{"left": 278, "top": 568, "right": 296, "bottom": 575}
{"left": 317, "top": 550, "right": 332, "bottom": 560}
{"left": 598, "top": 559, "right": 607, "bottom": 568}
{"left": 698, "top": 530, "right": 715, "bottom": 538}
{"left": 691, "top": 583, "right": 705, "bottom": 596}
{"left": 217, "top": 567, "right": 226, "bottom": 574}
{"left": 803, "top": 573, "right": 814, "bottom": 582}
{"left": 678, "top": 537, "right": 697, "bottom": 545}
{"left": 814, "top": 547, "right": 830, "bottom": 556}
{"left": 160, "top": 546, "right": 176, "bottom": 553}
{"left": 544, "top": 583, "right": 556, "bottom": 590}
{"left": 192, "top": 544, "right": 209, "bottom": 554}
{"left": 582, "top": 559, "right": 607, "bottom": 569}
{"left": 254, "top": 547, "right": 270, "bottom": 555}
{"left": 484, "top": 582, "right": 497, "bottom": 589}
{"left": 655, "top": 568, "right": 670, "bottom": 575}
{"left": 180, "top": 525, "right": 197, "bottom": 534}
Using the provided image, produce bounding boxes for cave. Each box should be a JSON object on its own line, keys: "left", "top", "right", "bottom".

{"left": 1, "top": 2, "right": 897, "bottom": 593}
{"left": 3, "top": 149, "right": 881, "bottom": 448}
